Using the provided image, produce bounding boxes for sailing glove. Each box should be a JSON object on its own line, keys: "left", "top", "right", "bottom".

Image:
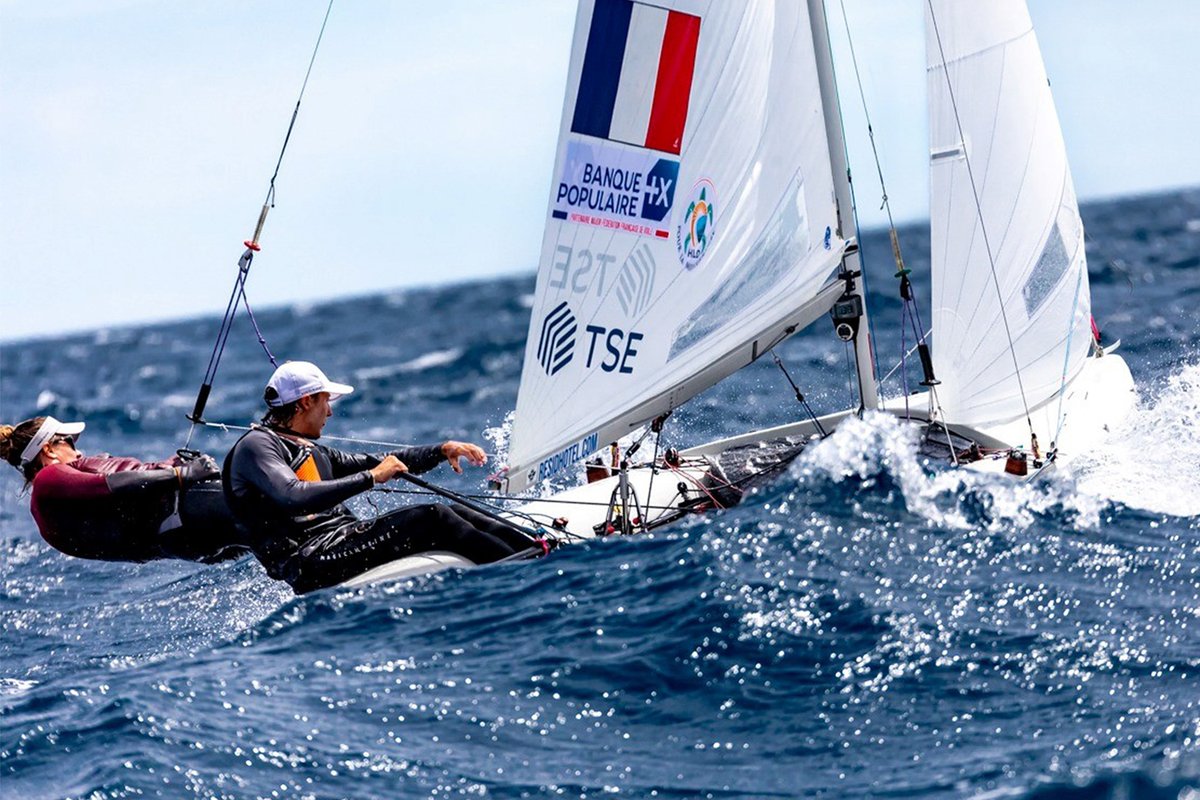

{"left": 178, "top": 455, "right": 220, "bottom": 485}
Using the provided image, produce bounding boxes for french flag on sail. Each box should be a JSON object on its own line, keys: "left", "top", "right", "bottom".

{"left": 571, "top": 0, "right": 701, "bottom": 156}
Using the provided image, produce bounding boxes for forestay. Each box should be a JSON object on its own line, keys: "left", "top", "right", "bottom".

{"left": 498, "top": 0, "right": 846, "bottom": 493}
{"left": 927, "top": 0, "right": 1094, "bottom": 427}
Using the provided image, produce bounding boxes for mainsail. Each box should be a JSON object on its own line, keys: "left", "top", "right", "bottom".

{"left": 499, "top": 0, "right": 847, "bottom": 493}
{"left": 927, "top": 0, "right": 1094, "bottom": 427}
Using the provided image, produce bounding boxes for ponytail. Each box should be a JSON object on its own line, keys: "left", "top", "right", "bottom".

{"left": 0, "top": 417, "right": 49, "bottom": 482}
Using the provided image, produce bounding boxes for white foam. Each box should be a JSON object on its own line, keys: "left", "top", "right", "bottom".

{"left": 794, "top": 411, "right": 941, "bottom": 518}
{"left": 35, "top": 389, "right": 58, "bottom": 410}
{"left": 354, "top": 348, "right": 463, "bottom": 381}
{"left": 1069, "top": 359, "right": 1200, "bottom": 517}
{"left": 0, "top": 678, "right": 38, "bottom": 699}
{"left": 792, "top": 411, "right": 1109, "bottom": 530}
{"left": 160, "top": 392, "right": 195, "bottom": 410}
{"left": 483, "top": 409, "right": 516, "bottom": 466}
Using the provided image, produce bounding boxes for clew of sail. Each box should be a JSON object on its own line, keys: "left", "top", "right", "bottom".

{"left": 498, "top": 0, "right": 847, "bottom": 494}
{"left": 927, "top": 0, "right": 1094, "bottom": 428}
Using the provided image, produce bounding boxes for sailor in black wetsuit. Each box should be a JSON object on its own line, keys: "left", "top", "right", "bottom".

{"left": 223, "top": 361, "right": 541, "bottom": 593}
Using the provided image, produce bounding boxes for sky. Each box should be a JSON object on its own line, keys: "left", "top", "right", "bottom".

{"left": 1, "top": 1, "right": 1197, "bottom": 341}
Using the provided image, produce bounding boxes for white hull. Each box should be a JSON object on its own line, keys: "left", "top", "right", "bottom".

{"left": 504, "top": 347, "right": 1137, "bottom": 539}
{"left": 508, "top": 460, "right": 719, "bottom": 541}
{"left": 963, "top": 347, "right": 1136, "bottom": 474}
{"left": 339, "top": 552, "right": 477, "bottom": 588}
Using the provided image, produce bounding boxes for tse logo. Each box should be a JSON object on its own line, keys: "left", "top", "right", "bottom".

{"left": 584, "top": 325, "right": 643, "bottom": 374}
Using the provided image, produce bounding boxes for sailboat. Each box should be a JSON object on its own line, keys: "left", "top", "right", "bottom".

{"left": 479, "top": 0, "right": 1137, "bottom": 543}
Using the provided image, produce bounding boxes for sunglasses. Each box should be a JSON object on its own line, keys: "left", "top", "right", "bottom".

{"left": 50, "top": 435, "right": 78, "bottom": 449}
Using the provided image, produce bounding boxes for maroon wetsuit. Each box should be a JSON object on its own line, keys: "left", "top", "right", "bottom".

{"left": 30, "top": 456, "right": 247, "bottom": 563}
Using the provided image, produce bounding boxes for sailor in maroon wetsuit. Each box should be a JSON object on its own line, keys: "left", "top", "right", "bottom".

{"left": 223, "top": 361, "right": 541, "bottom": 593}
{"left": 0, "top": 416, "right": 249, "bottom": 563}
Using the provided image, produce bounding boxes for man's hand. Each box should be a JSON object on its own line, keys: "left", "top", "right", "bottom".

{"left": 441, "top": 441, "right": 487, "bottom": 474}
{"left": 371, "top": 455, "right": 409, "bottom": 484}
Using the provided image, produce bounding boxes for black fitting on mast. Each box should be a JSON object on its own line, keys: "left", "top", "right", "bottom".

{"left": 895, "top": 266, "right": 939, "bottom": 388}
{"left": 917, "top": 344, "right": 940, "bottom": 387}
{"left": 831, "top": 292, "right": 864, "bottom": 343}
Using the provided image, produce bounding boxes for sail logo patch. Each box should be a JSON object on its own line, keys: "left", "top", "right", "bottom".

{"left": 536, "top": 302, "right": 646, "bottom": 377}
{"left": 676, "top": 179, "right": 716, "bottom": 269}
{"left": 537, "top": 301, "right": 577, "bottom": 376}
{"left": 552, "top": 139, "right": 679, "bottom": 238}
{"left": 615, "top": 243, "right": 656, "bottom": 317}
{"left": 571, "top": 0, "right": 700, "bottom": 155}
{"left": 548, "top": 243, "right": 656, "bottom": 319}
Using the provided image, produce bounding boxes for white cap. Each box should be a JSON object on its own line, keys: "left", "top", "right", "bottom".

{"left": 20, "top": 416, "right": 86, "bottom": 466}
{"left": 264, "top": 361, "right": 354, "bottom": 407}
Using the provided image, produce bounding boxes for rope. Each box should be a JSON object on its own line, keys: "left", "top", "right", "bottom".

{"left": 837, "top": 0, "right": 906, "bottom": 253}
{"left": 837, "top": 0, "right": 951, "bottom": 427}
{"left": 183, "top": 254, "right": 255, "bottom": 449}
{"left": 665, "top": 462, "right": 727, "bottom": 510}
{"left": 926, "top": 0, "right": 1036, "bottom": 442}
{"left": 395, "top": 471, "right": 544, "bottom": 539}
{"left": 238, "top": 280, "right": 278, "bottom": 368}
{"left": 182, "top": 0, "right": 336, "bottom": 449}
{"left": 374, "top": 485, "right": 688, "bottom": 513}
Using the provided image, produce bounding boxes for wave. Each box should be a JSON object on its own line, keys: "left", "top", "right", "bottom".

{"left": 354, "top": 347, "right": 465, "bottom": 381}
{"left": 1070, "top": 358, "right": 1200, "bottom": 517}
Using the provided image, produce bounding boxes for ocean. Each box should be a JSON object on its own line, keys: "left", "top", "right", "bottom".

{"left": 2, "top": 188, "right": 1198, "bottom": 799}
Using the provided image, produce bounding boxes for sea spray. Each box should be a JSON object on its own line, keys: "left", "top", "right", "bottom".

{"left": 1071, "top": 358, "right": 1200, "bottom": 516}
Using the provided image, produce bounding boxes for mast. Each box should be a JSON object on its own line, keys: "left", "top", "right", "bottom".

{"left": 806, "top": 0, "right": 880, "bottom": 412}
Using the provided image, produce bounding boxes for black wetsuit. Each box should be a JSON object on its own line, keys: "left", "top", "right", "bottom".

{"left": 222, "top": 426, "right": 537, "bottom": 593}
{"left": 29, "top": 456, "right": 250, "bottom": 563}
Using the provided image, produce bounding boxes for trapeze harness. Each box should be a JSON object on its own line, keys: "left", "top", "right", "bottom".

{"left": 29, "top": 456, "right": 249, "bottom": 563}
{"left": 222, "top": 426, "right": 539, "bottom": 593}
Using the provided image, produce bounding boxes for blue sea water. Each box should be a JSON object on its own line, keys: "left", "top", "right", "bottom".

{"left": 2, "top": 188, "right": 1199, "bottom": 799}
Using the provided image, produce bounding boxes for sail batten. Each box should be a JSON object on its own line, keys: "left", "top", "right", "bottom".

{"left": 501, "top": 0, "right": 844, "bottom": 493}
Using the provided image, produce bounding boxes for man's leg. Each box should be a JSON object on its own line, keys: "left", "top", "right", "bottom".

{"left": 292, "top": 504, "right": 520, "bottom": 593}
{"left": 446, "top": 503, "right": 542, "bottom": 552}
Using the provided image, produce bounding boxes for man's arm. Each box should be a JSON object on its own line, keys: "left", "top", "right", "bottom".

{"left": 391, "top": 445, "right": 446, "bottom": 475}
{"left": 233, "top": 433, "right": 373, "bottom": 515}
{"left": 322, "top": 444, "right": 446, "bottom": 477}
{"left": 319, "top": 440, "right": 486, "bottom": 481}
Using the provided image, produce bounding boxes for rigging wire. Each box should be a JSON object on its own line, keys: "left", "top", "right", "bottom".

{"left": 812, "top": 0, "right": 882, "bottom": 411}
{"left": 772, "top": 352, "right": 828, "bottom": 437}
{"left": 879, "top": 334, "right": 933, "bottom": 385}
{"left": 836, "top": 0, "right": 907, "bottom": 263}
{"left": 186, "top": 418, "right": 516, "bottom": 455}
{"left": 1051, "top": 266, "right": 1088, "bottom": 449}
{"left": 262, "top": 0, "right": 336, "bottom": 211}
{"left": 183, "top": 0, "right": 336, "bottom": 450}
{"left": 836, "top": 0, "right": 949, "bottom": 423}
{"left": 925, "top": 0, "right": 1036, "bottom": 444}
{"left": 842, "top": 339, "right": 857, "bottom": 408}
